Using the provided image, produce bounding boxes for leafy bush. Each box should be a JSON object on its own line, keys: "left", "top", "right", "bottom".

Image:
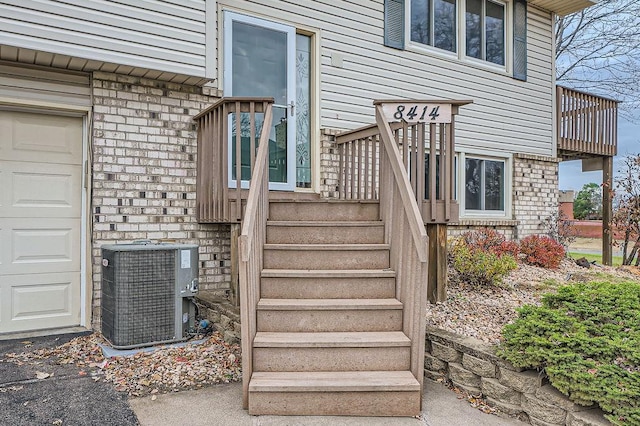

{"left": 450, "top": 240, "right": 518, "bottom": 286}
{"left": 461, "top": 228, "right": 520, "bottom": 258}
{"left": 499, "top": 281, "right": 640, "bottom": 425}
{"left": 519, "top": 235, "right": 565, "bottom": 269}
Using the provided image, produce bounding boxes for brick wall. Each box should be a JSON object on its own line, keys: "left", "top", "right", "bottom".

{"left": 512, "top": 154, "right": 560, "bottom": 239}
{"left": 320, "top": 128, "right": 340, "bottom": 198}
{"left": 90, "top": 72, "right": 230, "bottom": 328}
{"left": 449, "top": 220, "right": 518, "bottom": 240}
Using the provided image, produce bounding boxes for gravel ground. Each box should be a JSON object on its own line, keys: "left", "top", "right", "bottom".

{"left": 427, "top": 259, "right": 640, "bottom": 345}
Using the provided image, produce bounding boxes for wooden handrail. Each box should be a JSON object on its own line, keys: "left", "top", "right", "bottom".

{"left": 239, "top": 103, "right": 273, "bottom": 261}
{"left": 336, "top": 122, "right": 403, "bottom": 145}
{"left": 193, "top": 97, "right": 274, "bottom": 120}
{"left": 335, "top": 100, "right": 477, "bottom": 390}
{"left": 237, "top": 103, "right": 273, "bottom": 409}
{"left": 373, "top": 104, "right": 429, "bottom": 393}
{"left": 375, "top": 106, "right": 429, "bottom": 262}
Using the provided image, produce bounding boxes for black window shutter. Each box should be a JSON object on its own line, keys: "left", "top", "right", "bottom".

{"left": 384, "top": 0, "right": 405, "bottom": 50}
{"left": 513, "top": 0, "right": 527, "bottom": 81}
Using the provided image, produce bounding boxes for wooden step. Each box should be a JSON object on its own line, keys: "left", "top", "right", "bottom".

{"left": 256, "top": 299, "right": 403, "bottom": 332}
{"left": 266, "top": 220, "right": 385, "bottom": 244}
{"left": 250, "top": 371, "right": 419, "bottom": 391}
{"left": 269, "top": 200, "right": 379, "bottom": 222}
{"left": 253, "top": 332, "right": 411, "bottom": 372}
{"left": 263, "top": 244, "right": 390, "bottom": 270}
{"left": 248, "top": 371, "right": 421, "bottom": 416}
{"left": 254, "top": 331, "right": 410, "bottom": 347}
{"left": 261, "top": 269, "right": 396, "bottom": 299}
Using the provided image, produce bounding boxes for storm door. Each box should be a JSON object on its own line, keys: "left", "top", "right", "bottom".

{"left": 224, "top": 12, "right": 297, "bottom": 191}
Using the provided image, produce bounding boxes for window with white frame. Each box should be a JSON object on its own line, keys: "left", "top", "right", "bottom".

{"left": 463, "top": 156, "right": 506, "bottom": 213}
{"left": 465, "top": 0, "right": 505, "bottom": 65}
{"left": 410, "top": 0, "right": 457, "bottom": 52}
{"left": 406, "top": 0, "right": 509, "bottom": 68}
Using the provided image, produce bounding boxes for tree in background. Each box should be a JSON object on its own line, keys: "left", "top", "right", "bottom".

{"left": 573, "top": 182, "right": 603, "bottom": 220}
{"left": 556, "top": 0, "right": 640, "bottom": 117}
{"left": 612, "top": 153, "right": 640, "bottom": 266}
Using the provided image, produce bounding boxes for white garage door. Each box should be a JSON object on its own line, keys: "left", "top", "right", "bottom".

{"left": 0, "top": 109, "right": 83, "bottom": 334}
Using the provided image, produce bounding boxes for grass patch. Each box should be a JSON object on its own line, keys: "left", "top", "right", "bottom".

{"left": 568, "top": 252, "right": 623, "bottom": 267}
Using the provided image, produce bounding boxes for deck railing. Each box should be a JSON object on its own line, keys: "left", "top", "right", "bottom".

{"left": 557, "top": 86, "right": 618, "bottom": 158}
{"left": 336, "top": 109, "right": 460, "bottom": 224}
{"left": 236, "top": 103, "right": 273, "bottom": 409}
{"left": 194, "top": 97, "right": 274, "bottom": 223}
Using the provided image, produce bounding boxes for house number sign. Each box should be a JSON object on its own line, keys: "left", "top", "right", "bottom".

{"left": 381, "top": 102, "right": 452, "bottom": 124}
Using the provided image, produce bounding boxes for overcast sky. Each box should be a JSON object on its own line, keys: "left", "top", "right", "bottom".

{"left": 558, "top": 114, "right": 640, "bottom": 192}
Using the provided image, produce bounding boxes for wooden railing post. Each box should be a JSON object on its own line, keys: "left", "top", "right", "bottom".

{"left": 426, "top": 224, "right": 447, "bottom": 303}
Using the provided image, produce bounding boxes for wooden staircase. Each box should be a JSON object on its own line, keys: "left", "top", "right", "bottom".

{"left": 193, "top": 97, "right": 476, "bottom": 418}
{"left": 247, "top": 200, "right": 422, "bottom": 416}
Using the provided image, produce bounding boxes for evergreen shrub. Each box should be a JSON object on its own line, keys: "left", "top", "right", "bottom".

{"left": 500, "top": 281, "right": 640, "bottom": 425}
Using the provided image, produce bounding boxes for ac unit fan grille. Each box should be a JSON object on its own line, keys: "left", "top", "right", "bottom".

{"left": 102, "top": 250, "right": 176, "bottom": 347}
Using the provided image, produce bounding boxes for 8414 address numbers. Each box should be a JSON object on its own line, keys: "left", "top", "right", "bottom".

{"left": 381, "top": 103, "right": 452, "bottom": 124}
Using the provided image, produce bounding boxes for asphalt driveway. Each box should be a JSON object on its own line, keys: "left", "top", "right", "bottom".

{"left": 0, "top": 332, "right": 138, "bottom": 426}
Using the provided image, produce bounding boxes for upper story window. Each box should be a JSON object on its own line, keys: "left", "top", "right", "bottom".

{"left": 392, "top": 0, "right": 525, "bottom": 76}
{"left": 409, "top": 0, "right": 506, "bottom": 66}
{"left": 410, "top": 0, "right": 457, "bottom": 53}
{"left": 465, "top": 0, "right": 505, "bottom": 65}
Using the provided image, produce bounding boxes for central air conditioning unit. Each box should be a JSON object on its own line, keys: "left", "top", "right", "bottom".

{"left": 101, "top": 242, "right": 199, "bottom": 349}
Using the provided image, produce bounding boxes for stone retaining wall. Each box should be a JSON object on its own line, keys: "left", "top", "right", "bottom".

{"left": 425, "top": 327, "right": 611, "bottom": 426}
{"left": 195, "top": 294, "right": 241, "bottom": 345}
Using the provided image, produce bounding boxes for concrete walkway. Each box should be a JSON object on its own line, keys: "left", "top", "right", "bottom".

{"left": 131, "top": 379, "right": 522, "bottom": 426}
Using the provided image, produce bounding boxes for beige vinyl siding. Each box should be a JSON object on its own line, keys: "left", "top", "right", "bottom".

{"left": 217, "top": 0, "right": 555, "bottom": 157}
{"left": 0, "top": 0, "right": 207, "bottom": 78}
{"left": 0, "top": 63, "right": 90, "bottom": 107}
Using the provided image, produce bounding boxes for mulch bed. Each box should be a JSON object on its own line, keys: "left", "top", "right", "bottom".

{"left": 3, "top": 332, "right": 241, "bottom": 397}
